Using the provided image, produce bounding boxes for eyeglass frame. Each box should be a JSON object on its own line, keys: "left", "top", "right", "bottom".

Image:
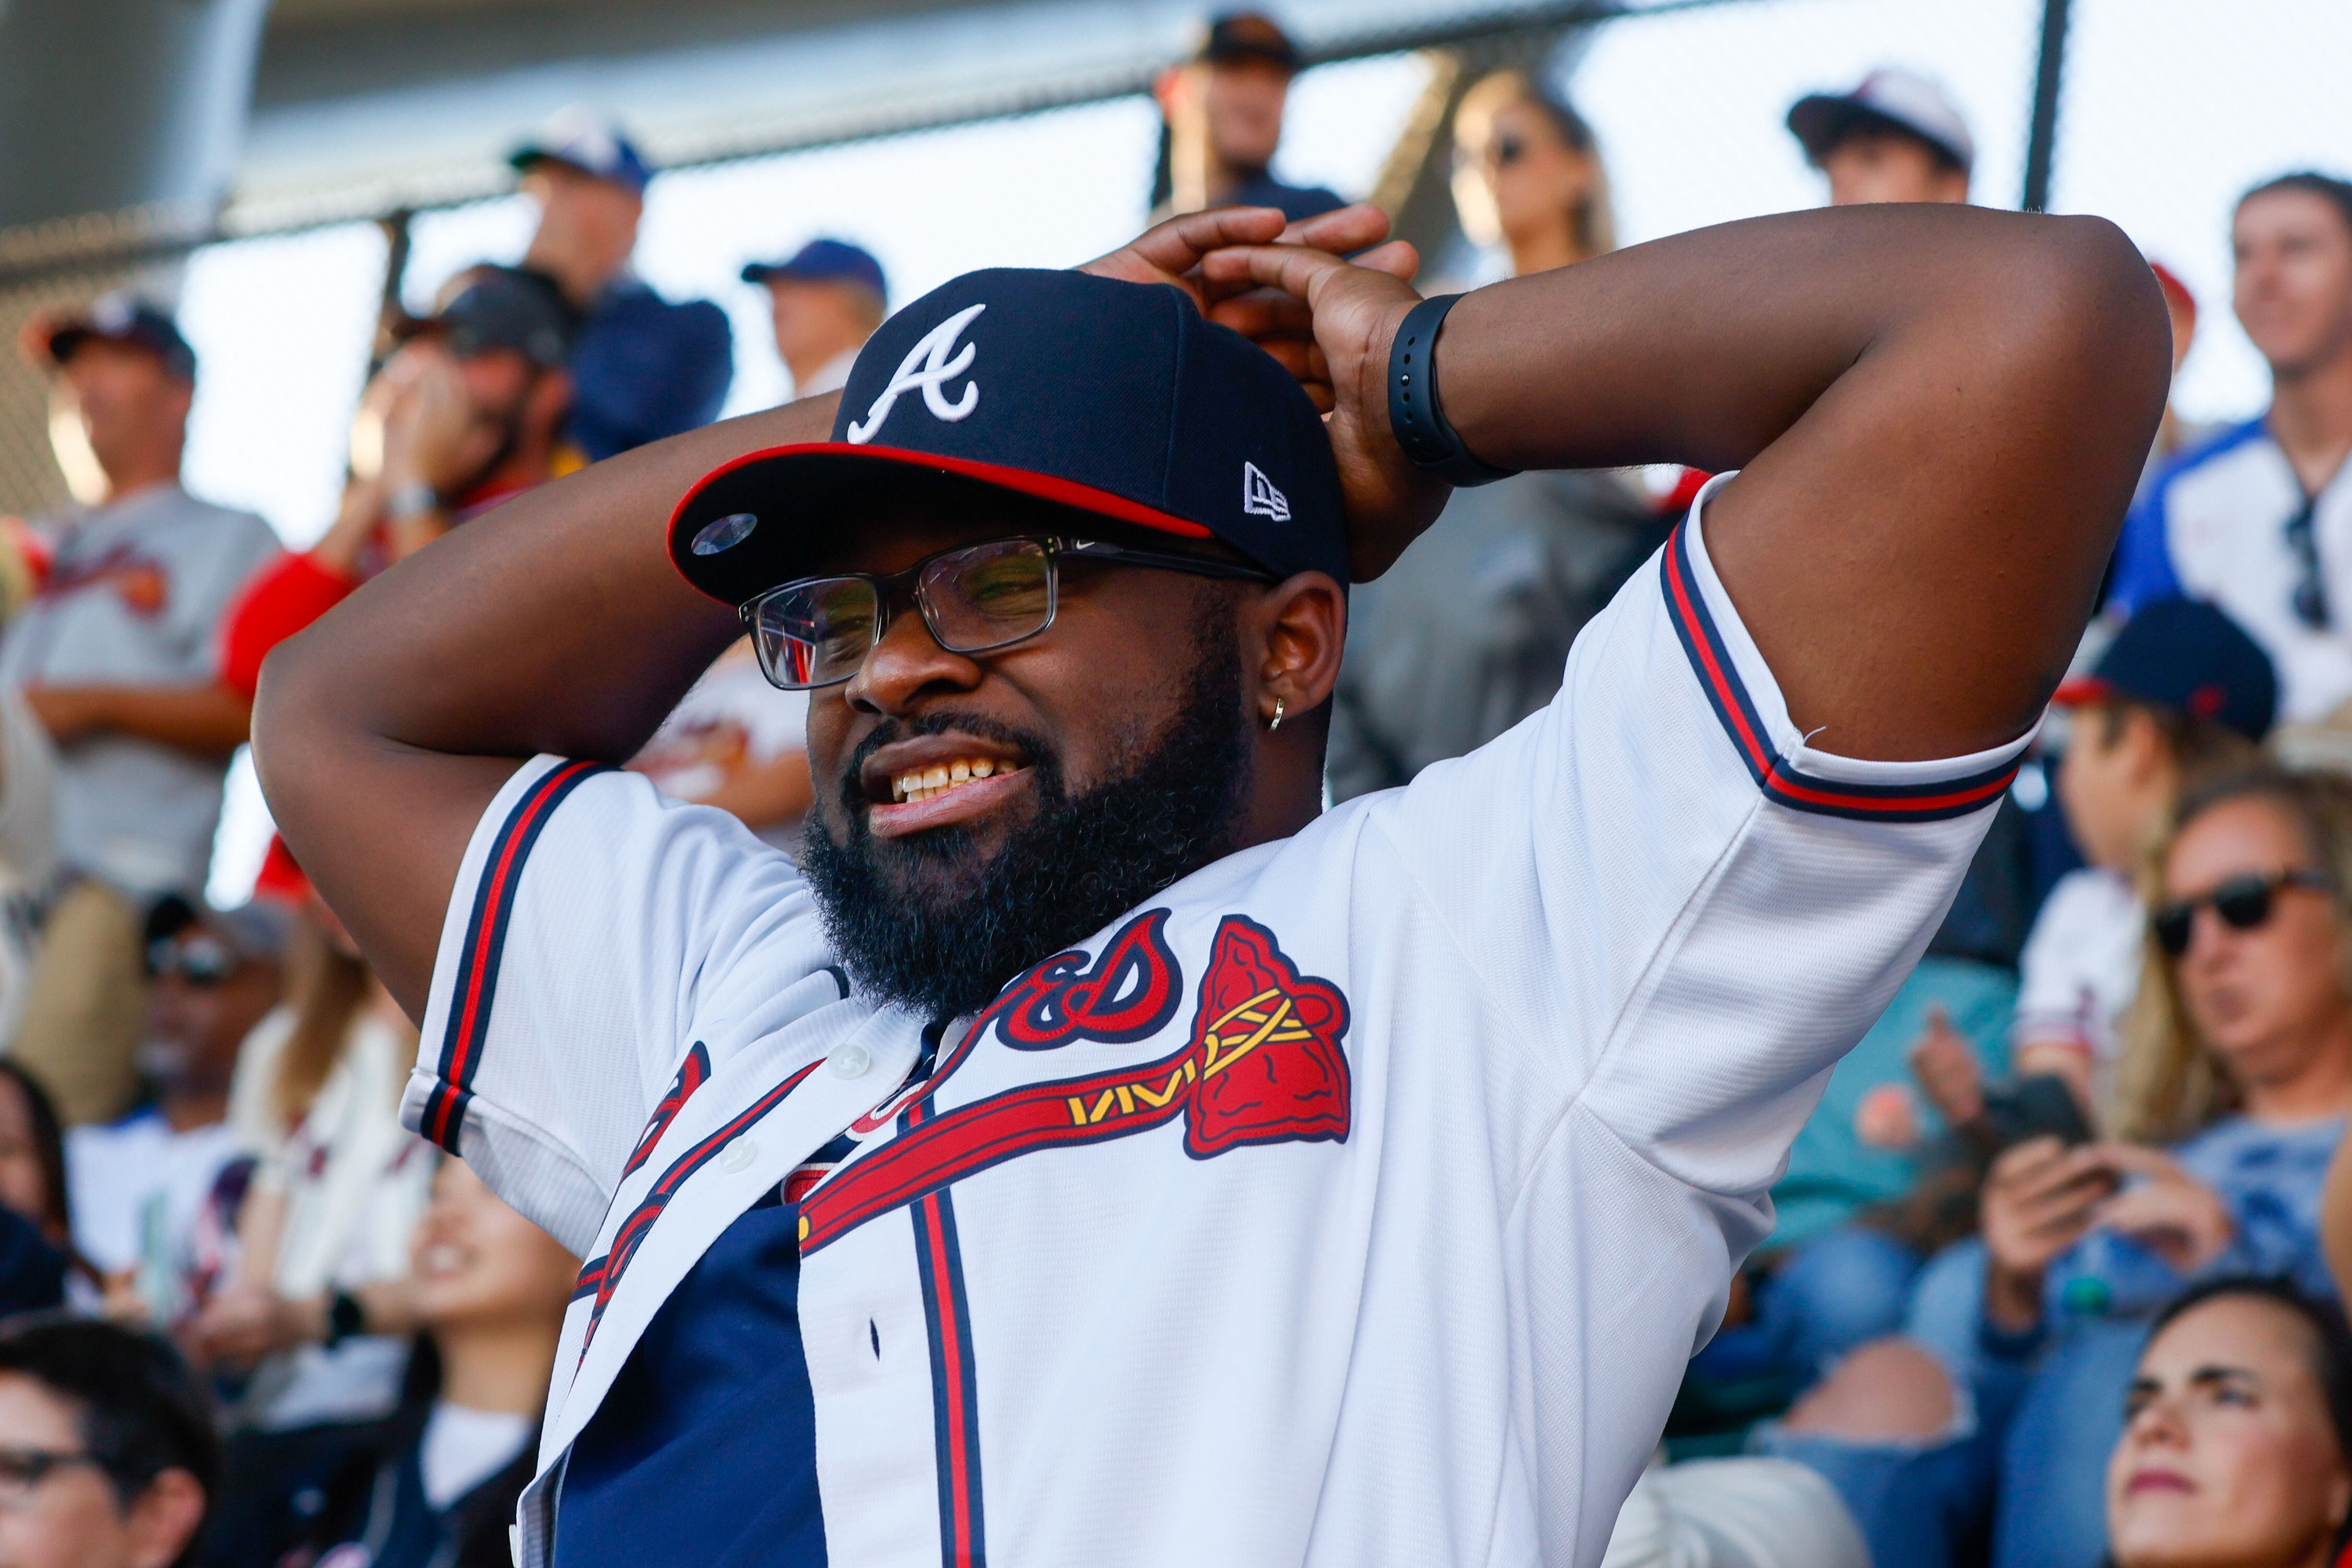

{"left": 2150, "top": 867, "right": 2334, "bottom": 958}
{"left": 739, "top": 535, "right": 1279, "bottom": 692}
{"left": 0, "top": 1445, "right": 105, "bottom": 1507}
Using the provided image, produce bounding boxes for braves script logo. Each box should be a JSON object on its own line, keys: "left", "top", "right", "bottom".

{"left": 847, "top": 301, "right": 985, "bottom": 443}
{"left": 797, "top": 913, "right": 1351, "bottom": 1253}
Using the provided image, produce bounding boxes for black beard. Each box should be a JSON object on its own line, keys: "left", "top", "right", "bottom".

{"left": 800, "top": 618, "right": 1252, "bottom": 1020}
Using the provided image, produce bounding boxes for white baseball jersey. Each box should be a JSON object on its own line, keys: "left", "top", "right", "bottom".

{"left": 407, "top": 477, "right": 2024, "bottom": 1567}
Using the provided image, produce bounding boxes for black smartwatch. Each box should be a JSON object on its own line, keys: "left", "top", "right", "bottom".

{"left": 1385, "top": 292, "right": 1517, "bottom": 487}
{"left": 325, "top": 1290, "right": 367, "bottom": 1348}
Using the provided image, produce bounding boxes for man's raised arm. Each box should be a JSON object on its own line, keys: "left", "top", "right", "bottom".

{"left": 1211, "top": 203, "right": 2172, "bottom": 762}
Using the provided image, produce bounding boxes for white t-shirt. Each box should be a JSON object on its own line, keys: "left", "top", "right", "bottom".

{"left": 408, "top": 481, "right": 2022, "bottom": 1568}
{"left": 2010, "top": 865, "right": 2146, "bottom": 1079}
{"left": 635, "top": 641, "right": 810, "bottom": 851}
{"left": 420, "top": 1402, "right": 536, "bottom": 1510}
{"left": 65, "top": 1111, "right": 244, "bottom": 1309}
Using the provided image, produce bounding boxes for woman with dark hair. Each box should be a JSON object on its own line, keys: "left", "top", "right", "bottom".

{"left": 2108, "top": 1277, "right": 2352, "bottom": 1568}
{"left": 0, "top": 1061, "right": 76, "bottom": 1315}
{"left": 1448, "top": 68, "right": 1614, "bottom": 278}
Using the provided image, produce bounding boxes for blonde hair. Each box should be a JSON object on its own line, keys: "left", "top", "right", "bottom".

{"left": 1453, "top": 69, "right": 1616, "bottom": 259}
{"left": 2113, "top": 767, "right": 2352, "bottom": 1144}
{"left": 272, "top": 910, "right": 373, "bottom": 1129}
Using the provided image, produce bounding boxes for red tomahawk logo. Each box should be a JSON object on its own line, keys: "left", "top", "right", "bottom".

{"left": 797, "top": 914, "right": 1352, "bottom": 1253}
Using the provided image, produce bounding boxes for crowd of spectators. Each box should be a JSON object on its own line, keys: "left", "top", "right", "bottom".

{"left": 0, "top": 11, "right": 2346, "bottom": 1566}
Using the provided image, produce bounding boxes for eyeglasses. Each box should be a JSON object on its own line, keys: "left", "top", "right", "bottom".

{"left": 2151, "top": 868, "right": 2333, "bottom": 957}
{"left": 0, "top": 1446, "right": 101, "bottom": 1507}
{"left": 2284, "top": 490, "right": 2330, "bottom": 630}
{"left": 740, "top": 536, "right": 1276, "bottom": 692}
{"left": 146, "top": 934, "right": 239, "bottom": 986}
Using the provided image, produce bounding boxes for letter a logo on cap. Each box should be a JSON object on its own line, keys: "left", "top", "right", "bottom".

{"left": 1242, "top": 461, "right": 1290, "bottom": 523}
{"left": 847, "top": 302, "right": 985, "bottom": 444}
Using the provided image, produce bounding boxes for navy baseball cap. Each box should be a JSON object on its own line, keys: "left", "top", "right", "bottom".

{"left": 2052, "top": 599, "right": 2278, "bottom": 742}
{"left": 1197, "top": 12, "right": 1304, "bottom": 73}
{"left": 509, "top": 105, "right": 653, "bottom": 194}
{"left": 398, "top": 266, "right": 576, "bottom": 368}
{"left": 742, "top": 239, "right": 888, "bottom": 305}
{"left": 669, "top": 267, "right": 1345, "bottom": 605}
{"left": 39, "top": 294, "right": 196, "bottom": 383}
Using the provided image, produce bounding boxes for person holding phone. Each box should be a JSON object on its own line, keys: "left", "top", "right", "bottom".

{"left": 1773, "top": 766, "right": 2352, "bottom": 1568}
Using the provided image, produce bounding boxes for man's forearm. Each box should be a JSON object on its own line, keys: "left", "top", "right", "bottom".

{"left": 25, "top": 683, "right": 252, "bottom": 757}
{"left": 253, "top": 394, "right": 838, "bottom": 1009}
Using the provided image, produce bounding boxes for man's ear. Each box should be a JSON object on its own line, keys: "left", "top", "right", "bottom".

{"left": 125, "top": 1468, "right": 206, "bottom": 1568}
{"left": 1248, "top": 571, "right": 1344, "bottom": 727}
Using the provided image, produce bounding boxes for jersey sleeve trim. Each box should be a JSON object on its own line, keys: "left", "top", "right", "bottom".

{"left": 419, "top": 758, "right": 614, "bottom": 1153}
{"left": 1661, "top": 479, "right": 2026, "bottom": 822}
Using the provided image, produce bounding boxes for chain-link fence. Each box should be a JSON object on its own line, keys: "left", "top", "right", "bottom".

{"left": 4, "top": 0, "right": 2347, "bottom": 533}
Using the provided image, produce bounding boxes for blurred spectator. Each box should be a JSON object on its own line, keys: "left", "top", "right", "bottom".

{"left": 1327, "top": 72, "right": 1654, "bottom": 802}
{"left": 2145, "top": 263, "right": 2219, "bottom": 498}
{"left": 1770, "top": 767, "right": 2352, "bottom": 1568}
{"left": 0, "top": 687, "right": 61, "bottom": 1047}
{"left": 221, "top": 267, "right": 576, "bottom": 899}
{"left": 509, "top": 106, "right": 732, "bottom": 461}
{"left": 0, "top": 1061, "right": 73, "bottom": 1315}
{"left": 226, "top": 1160, "right": 574, "bottom": 1568}
{"left": 5, "top": 297, "right": 278, "bottom": 1126}
{"left": 742, "top": 238, "right": 887, "bottom": 400}
{"left": 2111, "top": 173, "right": 2352, "bottom": 723}
{"left": 0, "top": 1316, "right": 217, "bottom": 1568}
{"left": 632, "top": 639, "right": 813, "bottom": 854}
{"left": 2106, "top": 1278, "right": 2352, "bottom": 1568}
{"left": 1150, "top": 12, "right": 1341, "bottom": 222}
{"left": 1600, "top": 1456, "right": 1868, "bottom": 1568}
{"left": 65, "top": 902, "right": 285, "bottom": 1326}
{"left": 1918, "top": 601, "right": 2273, "bottom": 1130}
{"left": 1787, "top": 67, "right": 1973, "bottom": 206}
{"left": 188, "top": 899, "right": 431, "bottom": 1434}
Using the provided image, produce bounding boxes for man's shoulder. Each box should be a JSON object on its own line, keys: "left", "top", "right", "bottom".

{"left": 590, "top": 283, "right": 729, "bottom": 341}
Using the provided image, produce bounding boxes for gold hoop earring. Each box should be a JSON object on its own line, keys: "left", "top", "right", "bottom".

{"left": 1268, "top": 697, "right": 1285, "bottom": 732}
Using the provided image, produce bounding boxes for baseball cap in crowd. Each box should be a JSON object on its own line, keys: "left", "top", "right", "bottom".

{"left": 2052, "top": 599, "right": 2278, "bottom": 743}
{"left": 399, "top": 265, "right": 577, "bottom": 369}
{"left": 34, "top": 293, "right": 196, "bottom": 383}
{"left": 1788, "top": 67, "right": 1974, "bottom": 173}
{"left": 509, "top": 104, "right": 654, "bottom": 195}
{"left": 742, "top": 239, "right": 889, "bottom": 307}
{"left": 670, "top": 267, "right": 1345, "bottom": 605}
{"left": 143, "top": 895, "right": 291, "bottom": 981}
{"left": 1196, "top": 10, "right": 1304, "bottom": 74}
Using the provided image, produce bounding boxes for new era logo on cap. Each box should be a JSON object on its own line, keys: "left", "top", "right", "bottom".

{"left": 1243, "top": 462, "right": 1290, "bottom": 523}
{"left": 666, "top": 267, "right": 1348, "bottom": 606}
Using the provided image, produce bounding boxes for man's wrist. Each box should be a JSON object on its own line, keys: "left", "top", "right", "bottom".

{"left": 1385, "top": 293, "right": 1516, "bottom": 488}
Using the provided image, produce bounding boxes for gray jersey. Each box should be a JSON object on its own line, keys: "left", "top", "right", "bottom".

{"left": 0, "top": 483, "right": 279, "bottom": 896}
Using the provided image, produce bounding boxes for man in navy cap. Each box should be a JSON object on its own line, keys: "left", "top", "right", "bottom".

{"left": 742, "top": 239, "right": 888, "bottom": 400}
{"left": 509, "top": 105, "right": 733, "bottom": 461}
{"left": 1152, "top": 11, "right": 1343, "bottom": 222}
{"left": 5, "top": 296, "right": 277, "bottom": 1125}
{"left": 1788, "top": 67, "right": 1973, "bottom": 208}
{"left": 256, "top": 192, "right": 2166, "bottom": 1567}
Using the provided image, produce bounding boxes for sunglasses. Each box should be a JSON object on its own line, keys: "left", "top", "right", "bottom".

{"left": 146, "top": 934, "right": 241, "bottom": 986}
{"left": 2151, "top": 868, "right": 2333, "bottom": 957}
{"left": 740, "top": 535, "right": 1274, "bottom": 692}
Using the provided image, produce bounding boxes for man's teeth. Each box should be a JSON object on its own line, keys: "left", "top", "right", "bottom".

{"left": 892, "top": 758, "right": 1005, "bottom": 803}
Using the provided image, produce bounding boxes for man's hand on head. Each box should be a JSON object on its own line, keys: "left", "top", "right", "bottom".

{"left": 1200, "top": 241, "right": 1446, "bottom": 582}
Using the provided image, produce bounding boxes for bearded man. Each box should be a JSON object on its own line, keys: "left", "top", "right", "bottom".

{"left": 252, "top": 202, "right": 2167, "bottom": 1567}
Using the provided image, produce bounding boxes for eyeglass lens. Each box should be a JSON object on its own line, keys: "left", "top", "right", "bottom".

{"left": 751, "top": 540, "right": 1057, "bottom": 690}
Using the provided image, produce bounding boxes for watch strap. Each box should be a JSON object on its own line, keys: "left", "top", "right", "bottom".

{"left": 1385, "top": 292, "right": 1517, "bottom": 487}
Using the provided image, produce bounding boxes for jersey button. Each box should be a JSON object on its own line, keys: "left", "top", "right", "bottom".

{"left": 828, "top": 1044, "right": 872, "bottom": 1079}
{"left": 718, "top": 1137, "right": 759, "bottom": 1174}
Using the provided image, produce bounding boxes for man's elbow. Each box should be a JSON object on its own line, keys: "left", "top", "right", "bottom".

{"left": 2020, "top": 213, "right": 2174, "bottom": 422}
{"left": 249, "top": 629, "right": 336, "bottom": 834}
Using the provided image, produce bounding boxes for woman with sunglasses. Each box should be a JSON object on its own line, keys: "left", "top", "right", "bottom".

{"left": 1965, "top": 767, "right": 2352, "bottom": 1566}
{"left": 1326, "top": 72, "right": 1655, "bottom": 802}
